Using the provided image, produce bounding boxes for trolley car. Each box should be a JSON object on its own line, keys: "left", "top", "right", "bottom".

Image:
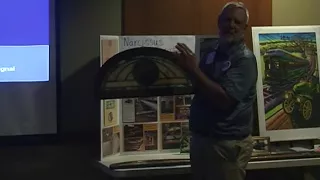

{"left": 263, "top": 49, "right": 310, "bottom": 86}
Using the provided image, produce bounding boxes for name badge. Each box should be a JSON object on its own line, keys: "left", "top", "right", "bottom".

{"left": 222, "top": 61, "right": 231, "bottom": 71}
{"left": 205, "top": 52, "right": 216, "bottom": 64}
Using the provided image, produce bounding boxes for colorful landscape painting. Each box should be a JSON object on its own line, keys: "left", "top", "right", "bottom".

{"left": 257, "top": 32, "right": 320, "bottom": 131}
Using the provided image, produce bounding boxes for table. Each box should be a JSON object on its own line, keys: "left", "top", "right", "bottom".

{"left": 97, "top": 152, "right": 320, "bottom": 179}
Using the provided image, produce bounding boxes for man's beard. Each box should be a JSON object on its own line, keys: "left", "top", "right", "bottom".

{"left": 219, "top": 33, "right": 244, "bottom": 46}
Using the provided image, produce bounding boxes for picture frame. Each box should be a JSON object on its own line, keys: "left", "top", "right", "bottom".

{"left": 252, "top": 136, "right": 271, "bottom": 156}
{"left": 252, "top": 26, "right": 320, "bottom": 141}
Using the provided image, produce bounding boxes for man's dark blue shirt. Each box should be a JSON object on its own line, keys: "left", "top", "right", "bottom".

{"left": 189, "top": 41, "right": 257, "bottom": 140}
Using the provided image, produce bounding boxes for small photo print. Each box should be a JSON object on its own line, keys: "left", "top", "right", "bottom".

{"left": 160, "top": 96, "right": 175, "bottom": 121}
{"left": 143, "top": 124, "right": 158, "bottom": 150}
{"left": 102, "top": 127, "right": 113, "bottom": 157}
{"left": 135, "top": 97, "right": 158, "bottom": 123}
{"left": 122, "top": 98, "right": 135, "bottom": 123}
{"left": 184, "top": 95, "right": 194, "bottom": 105}
{"left": 102, "top": 126, "right": 121, "bottom": 157}
{"left": 123, "top": 124, "right": 144, "bottom": 152}
{"left": 162, "top": 122, "right": 182, "bottom": 149}
{"left": 175, "top": 96, "right": 185, "bottom": 106}
{"left": 181, "top": 122, "right": 190, "bottom": 136}
{"left": 180, "top": 122, "right": 190, "bottom": 153}
{"left": 174, "top": 95, "right": 194, "bottom": 121}
{"left": 101, "top": 38, "right": 119, "bottom": 65}
{"left": 175, "top": 106, "right": 190, "bottom": 120}
{"left": 103, "top": 99, "right": 118, "bottom": 127}
{"left": 112, "top": 126, "right": 121, "bottom": 154}
{"left": 175, "top": 95, "right": 194, "bottom": 106}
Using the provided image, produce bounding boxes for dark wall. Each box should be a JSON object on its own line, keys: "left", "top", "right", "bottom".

{"left": 58, "top": 0, "right": 122, "bottom": 141}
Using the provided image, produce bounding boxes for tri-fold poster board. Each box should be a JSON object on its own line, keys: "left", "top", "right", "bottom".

{"left": 100, "top": 27, "right": 320, "bottom": 160}
{"left": 99, "top": 35, "right": 219, "bottom": 159}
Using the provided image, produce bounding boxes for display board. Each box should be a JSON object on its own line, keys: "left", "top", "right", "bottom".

{"left": 100, "top": 35, "right": 203, "bottom": 159}
{"left": 252, "top": 26, "right": 320, "bottom": 141}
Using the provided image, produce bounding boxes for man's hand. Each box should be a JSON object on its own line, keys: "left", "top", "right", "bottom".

{"left": 173, "top": 44, "right": 236, "bottom": 110}
{"left": 173, "top": 43, "right": 198, "bottom": 73}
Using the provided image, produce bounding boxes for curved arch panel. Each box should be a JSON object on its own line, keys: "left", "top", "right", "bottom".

{"left": 97, "top": 47, "right": 194, "bottom": 99}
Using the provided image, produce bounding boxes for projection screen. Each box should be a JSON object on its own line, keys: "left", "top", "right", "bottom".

{"left": 0, "top": 0, "right": 57, "bottom": 136}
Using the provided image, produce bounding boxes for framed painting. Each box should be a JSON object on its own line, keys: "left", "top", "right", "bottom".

{"left": 252, "top": 26, "right": 320, "bottom": 141}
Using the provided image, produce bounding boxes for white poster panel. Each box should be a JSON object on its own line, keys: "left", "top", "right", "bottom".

{"left": 252, "top": 26, "right": 320, "bottom": 141}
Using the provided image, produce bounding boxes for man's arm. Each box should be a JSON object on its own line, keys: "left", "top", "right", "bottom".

{"left": 190, "top": 56, "right": 257, "bottom": 110}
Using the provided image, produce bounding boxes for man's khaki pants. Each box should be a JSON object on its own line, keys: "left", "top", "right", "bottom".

{"left": 190, "top": 133, "right": 253, "bottom": 180}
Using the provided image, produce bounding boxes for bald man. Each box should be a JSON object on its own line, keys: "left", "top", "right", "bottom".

{"left": 174, "top": 2, "right": 257, "bottom": 180}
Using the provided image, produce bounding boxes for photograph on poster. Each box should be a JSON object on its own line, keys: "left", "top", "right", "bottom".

{"left": 175, "top": 95, "right": 193, "bottom": 120}
{"left": 181, "top": 122, "right": 190, "bottom": 136}
{"left": 143, "top": 124, "right": 158, "bottom": 150}
{"left": 175, "top": 106, "right": 190, "bottom": 120}
{"left": 102, "top": 126, "right": 120, "bottom": 157}
{"left": 160, "top": 96, "right": 175, "bottom": 121}
{"left": 122, "top": 98, "right": 135, "bottom": 123}
{"left": 123, "top": 124, "right": 144, "bottom": 152}
{"left": 112, "top": 126, "right": 120, "bottom": 154}
{"left": 252, "top": 26, "right": 320, "bottom": 141}
{"left": 180, "top": 122, "right": 190, "bottom": 153}
{"left": 123, "top": 123, "right": 158, "bottom": 152}
{"left": 122, "top": 98, "right": 158, "bottom": 123}
{"left": 102, "top": 127, "right": 113, "bottom": 157}
{"left": 162, "top": 122, "right": 182, "bottom": 149}
{"left": 135, "top": 97, "right": 158, "bottom": 123}
{"left": 103, "top": 99, "right": 118, "bottom": 127}
{"left": 100, "top": 36, "right": 119, "bottom": 65}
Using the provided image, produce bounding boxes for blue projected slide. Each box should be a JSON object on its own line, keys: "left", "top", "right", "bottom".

{"left": 0, "top": 0, "right": 50, "bottom": 82}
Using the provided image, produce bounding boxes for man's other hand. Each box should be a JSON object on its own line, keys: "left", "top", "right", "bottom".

{"left": 173, "top": 43, "right": 198, "bottom": 73}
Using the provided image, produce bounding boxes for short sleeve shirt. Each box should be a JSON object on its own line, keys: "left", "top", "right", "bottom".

{"left": 189, "top": 42, "right": 258, "bottom": 139}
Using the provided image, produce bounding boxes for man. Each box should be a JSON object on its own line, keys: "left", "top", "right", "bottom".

{"left": 174, "top": 2, "right": 257, "bottom": 180}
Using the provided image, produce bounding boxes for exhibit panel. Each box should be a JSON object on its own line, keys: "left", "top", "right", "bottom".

{"left": 252, "top": 26, "right": 320, "bottom": 141}
{"left": 99, "top": 35, "right": 218, "bottom": 160}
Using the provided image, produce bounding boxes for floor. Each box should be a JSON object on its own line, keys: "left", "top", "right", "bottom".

{"left": 0, "top": 141, "right": 110, "bottom": 180}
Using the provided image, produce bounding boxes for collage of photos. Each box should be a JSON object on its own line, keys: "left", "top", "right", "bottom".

{"left": 102, "top": 95, "right": 195, "bottom": 153}
{"left": 122, "top": 97, "right": 158, "bottom": 123}
{"left": 123, "top": 124, "right": 158, "bottom": 152}
{"left": 102, "top": 126, "right": 120, "bottom": 157}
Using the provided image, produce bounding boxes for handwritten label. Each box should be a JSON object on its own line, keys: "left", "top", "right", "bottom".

{"left": 120, "top": 36, "right": 196, "bottom": 53}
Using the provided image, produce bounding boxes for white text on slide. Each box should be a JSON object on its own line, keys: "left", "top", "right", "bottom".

{"left": 0, "top": 66, "right": 16, "bottom": 73}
